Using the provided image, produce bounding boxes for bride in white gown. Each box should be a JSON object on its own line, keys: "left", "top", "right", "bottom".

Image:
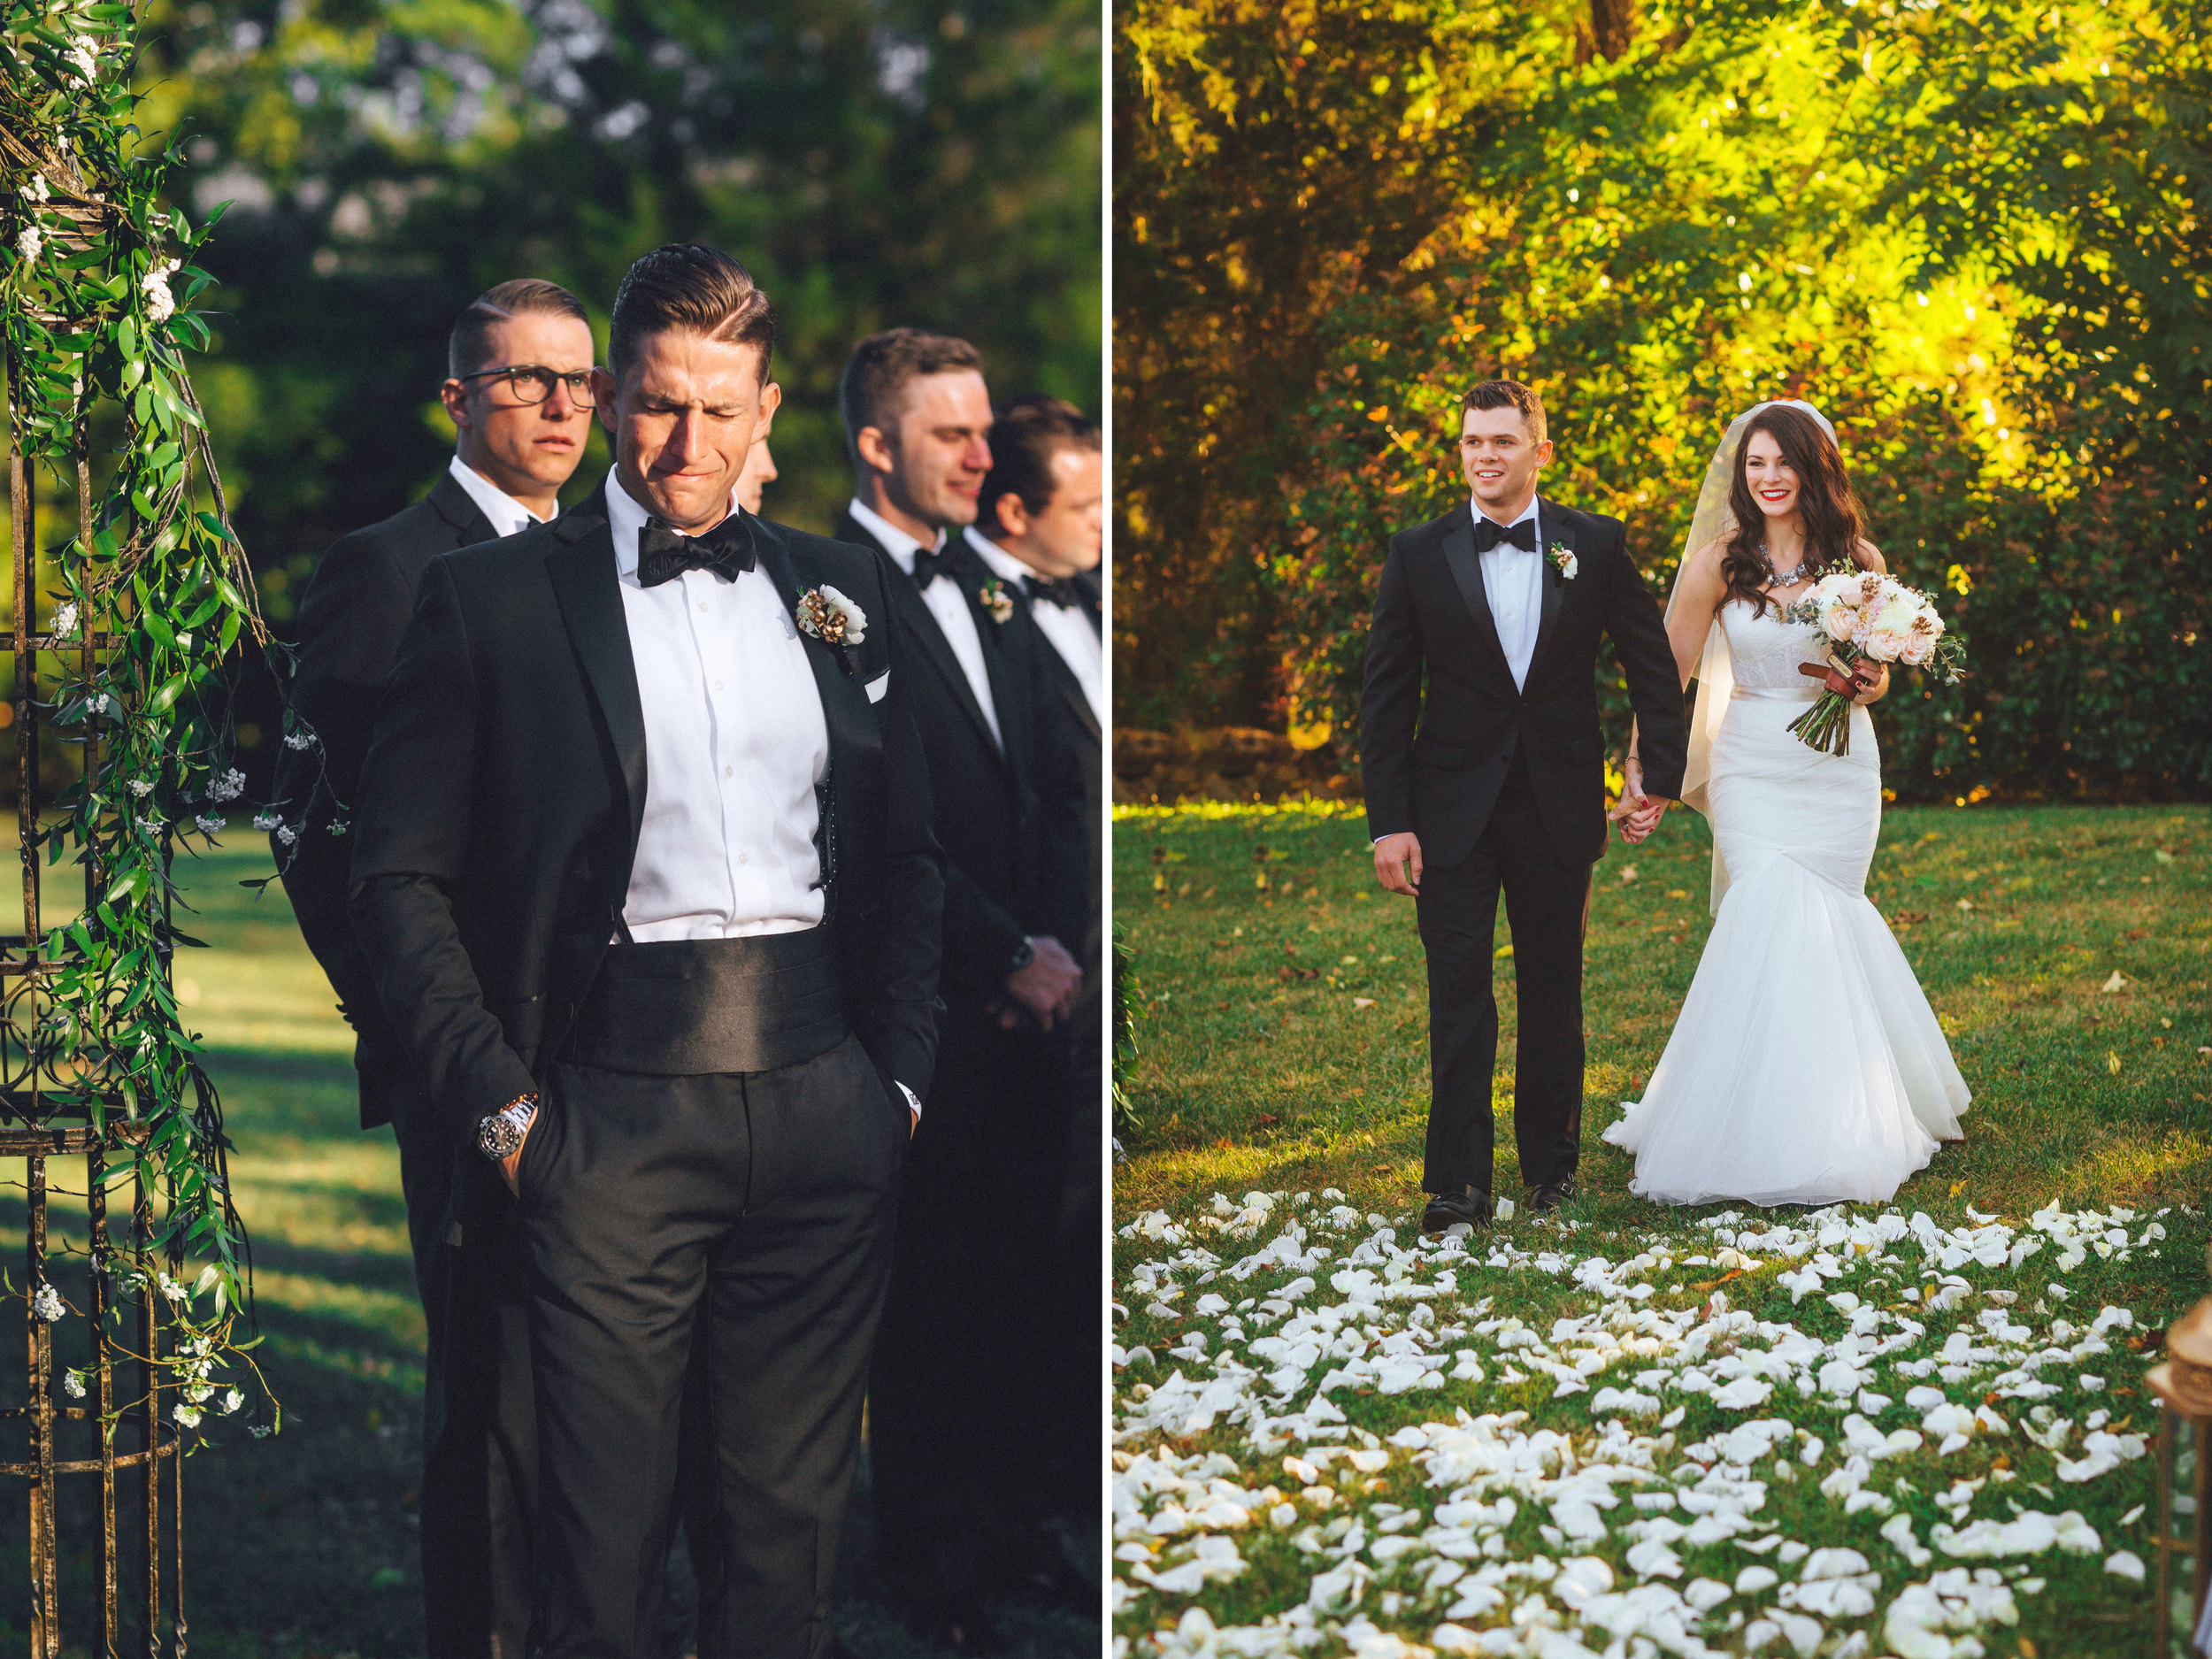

{"left": 1601, "top": 401, "right": 1970, "bottom": 1206}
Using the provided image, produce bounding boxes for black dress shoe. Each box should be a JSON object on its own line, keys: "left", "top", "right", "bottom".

{"left": 1526, "top": 1177, "right": 1578, "bottom": 1214}
{"left": 1421, "top": 1186, "right": 1494, "bottom": 1233}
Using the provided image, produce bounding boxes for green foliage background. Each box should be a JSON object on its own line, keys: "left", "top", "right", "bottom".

{"left": 134, "top": 0, "right": 1102, "bottom": 623}
{"left": 1115, "top": 0, "right": 2210, "bottom": 803}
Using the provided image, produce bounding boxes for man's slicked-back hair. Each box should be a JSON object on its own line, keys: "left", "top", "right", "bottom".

{"left": 607, "top": 244, "right": 775, "bottom": 382}
{"left": 447, "top": 278, "right": 591, "bottom": 380}
{"left": 1462, "top": 378, "right": 1548, "bottom": 442}
{"left": 839, "top": 327, "right": 985, "bottom": 460}
{"left": 979, "top": 395, "right": 1100, "bottom": 526}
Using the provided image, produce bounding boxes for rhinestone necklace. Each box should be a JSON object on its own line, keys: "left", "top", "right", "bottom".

{"left": 1761, "top": 541, "right": 1815, "bottom": 589}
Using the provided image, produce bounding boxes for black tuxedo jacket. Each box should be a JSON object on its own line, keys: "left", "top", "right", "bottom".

{"left": 275, "top": 469, "right": 498, "bottom": 1128}
{"left": 1024, "top": 582, "right": 1102, "bottom": 958}
{"left": 833, "top": 511, "right": 1086, "bottom": 1034}
{"left": 1359, "top": 496, "right": 1687, "bottom": 870}
{"left": 348, "top": 489, "right": 944, "bottom": 1188}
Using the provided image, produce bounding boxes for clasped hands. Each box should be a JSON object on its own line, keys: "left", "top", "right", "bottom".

{"left": 1611, "top": 757, "right": 1674, "bottom": 847}
{"left": 989, "top": 934, "right": 1083, "bottom": 1032}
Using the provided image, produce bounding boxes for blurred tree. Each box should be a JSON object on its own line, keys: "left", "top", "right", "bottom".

{"left": 132, "top": 0, "right": 1101, "bottom": 625}
{"left": 1116, "top": 0, "right": 2210, "bottom": 801}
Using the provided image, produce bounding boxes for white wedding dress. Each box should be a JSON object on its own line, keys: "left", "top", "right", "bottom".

{"left": 1601, "top": 598, "right": 1971, "bottom": 1206}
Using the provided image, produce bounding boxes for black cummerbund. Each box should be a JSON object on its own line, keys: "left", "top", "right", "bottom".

{"left": 570, "top": 927, "right": 849, "bottom": 1076}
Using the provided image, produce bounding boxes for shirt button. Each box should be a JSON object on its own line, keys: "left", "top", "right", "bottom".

{"left": 739, "top": 853, "right": 749, "bottom": 864}
{"left": 725, "top": 765, "right": 733, "bottom": 778}
{"left": 715, "top": 680, "right": 725, "bottom": 690}
{"left": 699, "top": 602, "right": 710, "bottom": 613}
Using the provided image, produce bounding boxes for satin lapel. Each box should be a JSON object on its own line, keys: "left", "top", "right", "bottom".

{"left": 1527, "top": 501, "right": 1575, "bottom": 681}
{"left": 834, "top": 511, "right": 1003, "bottom": 758}
{"left": 956, "top": 555, "right": 1026, "bottom": 769}
{"left": 752, "top": 522, "right": 876, "bottom": 766}
{"left": 1438, "top": 509, "right": 1517, "bottom": 693}
{"left": 427, "top": 470, "right": 495, "bottom": 545}
{"left": 543, "top": 511, "right": 648, "bottom": 855}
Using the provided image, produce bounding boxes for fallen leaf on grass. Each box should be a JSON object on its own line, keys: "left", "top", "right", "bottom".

{"left": 1352, "top": 998, "right": 1376, "bottom": 1010}
{"left": 2101, "top": 971, "right": 2126, "bottom": 993}
{"left": 1253, "top": 1114, "right": 1279, "bottom": 1127}
{"left": 1892, "top": 910, "right": 1928, "bottom": 927}
{"left": 2108, "top": 1052, "right": 2123, "bottom": 1074}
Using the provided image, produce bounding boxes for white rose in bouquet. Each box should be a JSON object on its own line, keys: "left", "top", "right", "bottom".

{"left": 1781, "top": 568, "right": 1967, "bottom": 756}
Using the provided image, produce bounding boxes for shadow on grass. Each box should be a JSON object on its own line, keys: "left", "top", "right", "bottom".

{"left": 0, "top": 841, "right": 1101, "bottom": 1657}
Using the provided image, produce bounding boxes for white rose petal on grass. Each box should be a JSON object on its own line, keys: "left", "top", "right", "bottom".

{"left": 2105, "top": 1548, "right": 2146, "bottom": 1581}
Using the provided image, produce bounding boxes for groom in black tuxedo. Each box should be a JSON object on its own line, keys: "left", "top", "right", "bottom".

{"left": 349, "top": 245, "right": 942, "bottom": 1658}
{"left": 1360, "top": 379, "right": 1686, "bottom": 1229}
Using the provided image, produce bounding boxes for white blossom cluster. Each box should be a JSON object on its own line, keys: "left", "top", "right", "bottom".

{"left": 141, "top": 258, "right": 180, "bottom": 324}
{"left": 193, "top": 814, "right": 225, "bottom": 836}
{"left": 1113, "top": 1193, "right": 2178, "bottom": 1659}
{"left": 16, "top": 224, "right": 43, "bottom": 266}
{"left": 50, "top": 600, "right": 78, "bottom": 638}
{"left": 31, "top": 1281, "right": 65, "bottom": 1323}
{"left": 282, "top": 730, "right": 317, "bottom": 750}
{"left": 206, "top": 767, "right": 246, "bottom": 803}
{"left": 63, "top": 33, "right": 99, "bottom": 84}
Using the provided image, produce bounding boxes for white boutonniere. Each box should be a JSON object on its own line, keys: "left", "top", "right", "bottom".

{"left": 795, "top": 585, "right": 867, "bottom": 648}
{"left": 1551, "top": 544, "right": 1578, "bottom": 581}
{"left": 979, "top": 577, "right": 1015, "bottom": 625}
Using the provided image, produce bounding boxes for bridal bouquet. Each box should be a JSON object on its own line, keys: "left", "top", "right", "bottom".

{"left": 1781, "top": 570, "right": 1966, "bottom": 755}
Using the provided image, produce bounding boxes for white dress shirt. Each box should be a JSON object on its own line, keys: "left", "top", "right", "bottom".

{"left": 447, "top": 454, "right": 549, "bottom": 538}
{"left": 965, "top": 529, "right": 1103, "bottom": 726}
{"left": 849, "top": 497, "right": 1003, "bottom": 753}
{"left": 1478, "top": 495, "right": 1544, "bottom": 691}
{"left": 608, "top": 475, "right": 829, "bottom": 942}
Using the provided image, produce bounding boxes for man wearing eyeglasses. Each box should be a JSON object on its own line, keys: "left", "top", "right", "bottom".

{"left": 272, "top": 277, "right": 599, "bottom": 1659}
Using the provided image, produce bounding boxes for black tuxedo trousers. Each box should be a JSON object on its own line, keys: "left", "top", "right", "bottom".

{"left": 1415, "top": 751, "right": 1589, "bottom": 1195}
{"left": 514, "top": 1036, "right": 908, "bottom": 1659}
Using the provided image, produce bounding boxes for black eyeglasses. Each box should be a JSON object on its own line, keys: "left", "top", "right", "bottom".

{"left": 454, "top": 364, "right": 598, "bottom": 407}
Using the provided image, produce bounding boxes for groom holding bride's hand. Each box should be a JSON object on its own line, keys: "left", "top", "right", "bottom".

{"left": 1360, "top": 380, "right": 1688, "bottom": 1231}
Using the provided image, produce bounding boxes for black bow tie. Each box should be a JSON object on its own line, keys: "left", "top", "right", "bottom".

{"left": 1472, "top": 516, "right": 1540, "bottom": 553}
{"left": 637, "top": 515, "right": 755, "bottom": 588}
{"left": 909, "top": 542, "right": 959, "bottom": 592}
{"left": 1025, "top": 576, "right": 1084, "bottom": 610}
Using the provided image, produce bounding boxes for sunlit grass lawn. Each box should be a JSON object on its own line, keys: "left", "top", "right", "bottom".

{"left": 0, "top": 837, "right": 1090, "bottom": 1659}
{"left": 1112, "top": 802, "right": 2212, "bottom": 1658}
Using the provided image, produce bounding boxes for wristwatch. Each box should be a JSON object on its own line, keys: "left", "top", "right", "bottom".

{"left": 1007, "top": 936, "right": 1036, "bottom": 975}
{"left": 477, "top": 1092, "right": 539, "bottom": 1163}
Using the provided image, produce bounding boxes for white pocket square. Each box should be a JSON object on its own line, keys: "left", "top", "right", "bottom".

{"left": 864, "top": 671, "right": 890, "bottom": 704}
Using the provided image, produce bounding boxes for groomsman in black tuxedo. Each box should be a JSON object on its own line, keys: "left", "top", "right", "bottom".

{"left": 273, "top": 277, "right": 594, "bottom": 1657}
{"left": 833, "top": 334, "right": 1087, "bottom": 1651}
{"left": 1360, "top": 380, "right": 1686, "bottom": 1231}
{"left": 964, "top": 395, "right": 1103, "bottom": 1582}
{"left": 349, "top": 245, "right": 941, "bottom": 1659}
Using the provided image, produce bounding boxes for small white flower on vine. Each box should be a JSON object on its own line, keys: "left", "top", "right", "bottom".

{"left": 62, "top": 1369, "right": 86, "bottom": 1400}
{"left": 208, "top": 767, "right": 246, "bottom": 803}
{"left": 282, "top": 730, "right": 316, "bottom": 750}
{"left": 795, "top": 585, "right": 867, "bottom": 648}
{"left": 276, "top": 825, "right": 298, "bottom": 846}
{"left": 31, "top": 1282, "right": 64, "bottom": 1323}
{"left": 194, "top": 814, "right": 225, "bottom": 835}
{"left": 172, "top": 1403, "right": 203, "bottom": 1429}
{"left": 65, "top": 35, "right": 99, "bottom": 83}
{"left": 127, "top": 779, "right": 153, "bottom": 798}
{"left": 16, "top": 225, "right": 44, "bottom": 266}
{"left": 221, "top": 1387, "right": 243, "bottom": 1415}
{"left": 142, "top": 259, "right": 180, "bottom": 325}
{"left": 50, "top": 601, "right": 78, "bottom": 637}
{"left": 19, "top": 176, "right": 50, "bottom": 204}
{"left": 157, "top": 1273, "right": 188, "bottom": 1304}
{"left": 327, "top": 820, "right": 349, "bottom": 836}
{"left": 87, "top": 693, "right": 110, "bottom": 716}
{"left": 183, "top": 1382, "right": 215, "bottom": 1404}
{"left": 252, "top": 810, "right": 281, "bottom": 831}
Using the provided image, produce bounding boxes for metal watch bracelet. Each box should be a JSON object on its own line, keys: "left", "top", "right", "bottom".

{"left": 477, "top": 1092, "right": 539, "bottom": 1163}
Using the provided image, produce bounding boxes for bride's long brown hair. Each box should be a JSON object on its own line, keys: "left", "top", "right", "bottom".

{"left": 1718, "top": 403, "right": 1874, "bottom": 618}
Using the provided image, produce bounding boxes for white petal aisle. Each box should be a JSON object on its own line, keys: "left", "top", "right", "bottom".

{"left": 1113, "top": 1193, "right": 2190, "bottom": 1658}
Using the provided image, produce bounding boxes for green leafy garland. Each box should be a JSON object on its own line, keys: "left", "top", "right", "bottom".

{"left": 4, "top": 0, "right": 269, "bottom": 1398}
